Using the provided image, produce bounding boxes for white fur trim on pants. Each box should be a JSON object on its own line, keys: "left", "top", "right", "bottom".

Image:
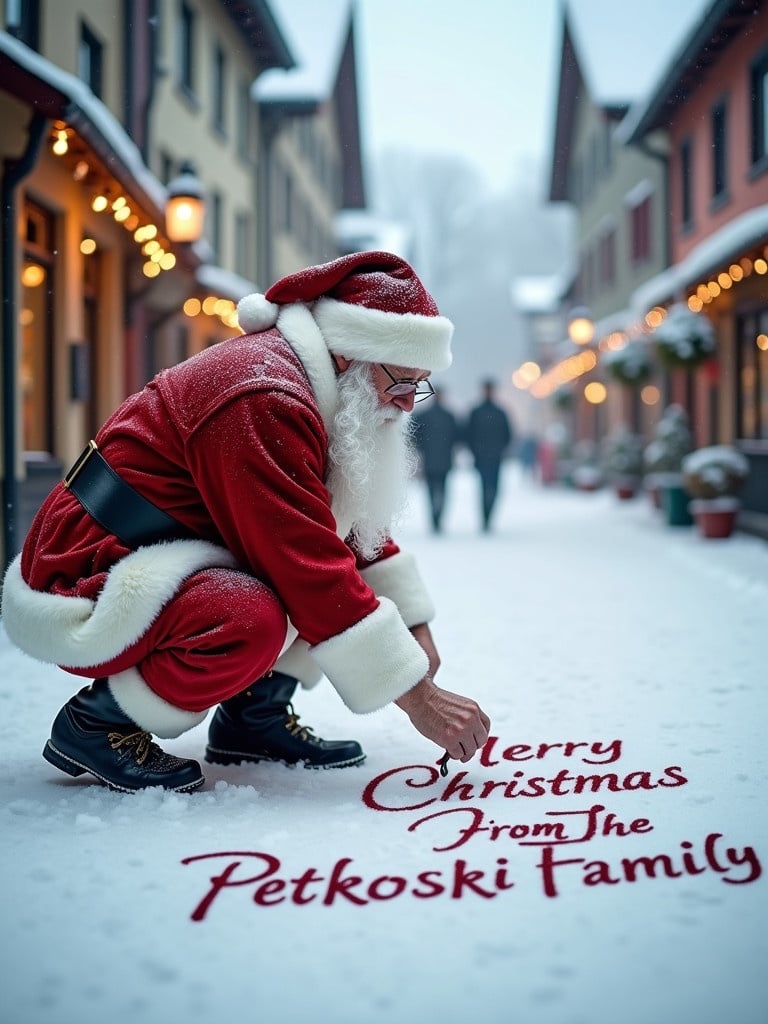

{"left": 1, "top": 541, "right": 238, "bottom": 668}
{"left": 310, "top": 596, "right": 428, "bottom": 713}
{"left": 359, "top": 551, "right": 435, "bottom": 628}
{"left": 107, "top": 668, "right": 208, "bottom": 739}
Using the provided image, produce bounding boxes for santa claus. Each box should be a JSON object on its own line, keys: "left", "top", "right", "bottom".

{"left": 1, "top": 251, "right": 490, "bottom": 793}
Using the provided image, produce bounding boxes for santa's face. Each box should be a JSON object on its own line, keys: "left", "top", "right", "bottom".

{"left": 325, "top": 362, "right": 418, "bottom": 559}
{"left": 369, "top": 362, "right": 432, "bottom": 416}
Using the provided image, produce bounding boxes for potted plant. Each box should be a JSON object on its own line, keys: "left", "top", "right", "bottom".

{"left": 682, "top": 445, "right": 750, "bottom": 539}
{"left": 602, "top": 341, "right": 654, "bottom": 388}
{"left": 570, "top": 439, "right": 603, "bottom": 492}
{"left": 650, "top": 304, "right": 716, "bottom": 370}
{"left": 602, "top": 427, "right": 645, "bottom": 499}
{"left": 643, "top": 405, "right": 694, "bottom": 524}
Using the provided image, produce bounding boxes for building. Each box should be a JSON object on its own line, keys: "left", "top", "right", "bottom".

{"left": 253, "top": 0, "right": 365, "bottom": 282}
{"left": 0, "top": 0, "right": 369, "bottom": 569}
{"left": 622, "top": 0, "right": 768, "bottom": 536}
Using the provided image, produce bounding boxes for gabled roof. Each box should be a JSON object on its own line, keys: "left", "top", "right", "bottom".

{"left": 621, "top": 0, "right": 758, "bottom": 143}
{"left": 548, "top": 11, "right": 587, "bottom": 202}
{"left": 221, "top": 0, "right": 295, "bottom": 72}
{"left": 254, "top": 0, "right": 351, "bottom": 103}
{"left": 254, "top": 0, "right": 365, "bottom": 208}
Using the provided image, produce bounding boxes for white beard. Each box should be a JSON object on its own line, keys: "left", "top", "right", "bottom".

{"left": 326, "top": 361, "right": 416, "bottom": 560}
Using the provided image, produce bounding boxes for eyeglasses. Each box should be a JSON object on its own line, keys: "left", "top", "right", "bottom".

{"left": 379, "top": 364, "right": 435, "bottom": 402}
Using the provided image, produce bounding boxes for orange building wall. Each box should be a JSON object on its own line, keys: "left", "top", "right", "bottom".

{"left": 668, "top": 5, "right": 768, "bottom": 264}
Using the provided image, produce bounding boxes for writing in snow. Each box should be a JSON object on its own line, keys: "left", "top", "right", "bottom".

{"left": 180, "top": 735, "right": 763, "bottom": 919}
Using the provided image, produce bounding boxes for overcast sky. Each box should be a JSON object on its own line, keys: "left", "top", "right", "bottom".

{"left": 356, "top": 0, "right": 711, "bottom": 197}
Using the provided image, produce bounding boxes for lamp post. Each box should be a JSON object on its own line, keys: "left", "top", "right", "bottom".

{"left": 567, "top": 306, "right": 595, "bottom": 346}
{"left": 165, "top": 161, "right": 205, "bottom": 244}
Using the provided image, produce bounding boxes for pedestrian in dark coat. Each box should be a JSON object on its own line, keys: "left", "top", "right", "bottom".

{"left": 412, "top": 388, "right": 460, "bottom": 532}
{"left": 465, "top": 378, "right": 514, "bottom": 531}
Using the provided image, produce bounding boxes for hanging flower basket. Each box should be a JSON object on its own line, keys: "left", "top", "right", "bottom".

{"left": 650, "top": 304, "right": 716, "bottom": 369}
{"left": 602, "top": 341, "right": 654, "bottom": 387}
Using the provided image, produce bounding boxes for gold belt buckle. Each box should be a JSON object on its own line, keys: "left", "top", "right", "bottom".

{"left": 63, "top": 439, "right": 98, "bottom": 489}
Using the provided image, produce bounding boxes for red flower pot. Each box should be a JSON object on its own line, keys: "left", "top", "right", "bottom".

{"left": 690, "top": 499, "right": 739, "bottom": 539}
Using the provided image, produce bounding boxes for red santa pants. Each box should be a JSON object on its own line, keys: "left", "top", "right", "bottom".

{"left": 64, "top": 568, "right": 288, "bottom": 712}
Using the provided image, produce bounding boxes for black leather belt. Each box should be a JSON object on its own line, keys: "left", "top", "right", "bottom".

{"left": 64, "top": 440, "right": 191, "bottom": 548}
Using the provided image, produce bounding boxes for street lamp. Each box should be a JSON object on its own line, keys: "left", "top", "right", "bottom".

{"left": 165, "top": 161, "right": 205, "bottom": 243}
{"left": 567, "top": 306, "right": 595, "bottom": 346}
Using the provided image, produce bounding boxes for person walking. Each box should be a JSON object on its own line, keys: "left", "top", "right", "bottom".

{"left": 412, "top": 387, "right": 460, "bottom": 532}
{"left": 1, "top": 251, "right": 490, "bottom": 794}
{"left": 465, "top": 378, "right": 514, "bottom": 531}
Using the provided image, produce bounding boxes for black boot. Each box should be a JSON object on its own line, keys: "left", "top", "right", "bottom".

{"left": 205, "top": 671, "right": 366, "bottom": 769}
{"left": 42, "top": 678, "right": 204, "bottom": 793}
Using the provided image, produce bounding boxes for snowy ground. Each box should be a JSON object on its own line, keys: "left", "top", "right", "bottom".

{"left": 1, "top": 463, "right": 766, "bottom": 1024}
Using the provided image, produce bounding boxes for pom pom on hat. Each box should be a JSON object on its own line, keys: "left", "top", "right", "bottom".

{"left": 237, "top": 251, "right": 453, "bottom": 371}
{"left": 236, "top": 292, "right": 280, "bottom": 334}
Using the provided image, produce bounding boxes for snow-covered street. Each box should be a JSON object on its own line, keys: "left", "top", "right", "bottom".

{"left": 1, "top": 464, "right": 766, "bottom": 1024}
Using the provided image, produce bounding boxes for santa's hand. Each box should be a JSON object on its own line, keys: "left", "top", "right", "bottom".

{"left": 395, "top": 676, "right": 491, "bottom": 763}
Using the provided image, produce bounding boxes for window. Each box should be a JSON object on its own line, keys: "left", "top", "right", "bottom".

{"left": 628, "top": 195, "right": 652, "bottom": 265}
{"left": 78, "top": 21, "right": 104, "bottom": 98}
{"left": 598, "top": 228, "right": 616, "bottom": 287}
{"left": 236, "top": 78, "right": 252, "bottom": 162}
{"left": 737, "top": 310, "right": 768, "bottom": 440}
{"left": 680, "top": 137, "right": 693, "bottom": 230}
{"left": 208, "top": 191, "right": 222, "bottom": 262}
{"left": 750, "top": 46, "right": 768, "bottom": 170}
{"left": 21, "top": 201, "right": 56, "bottom": 452}
{"left": 5, "top": 0, "right": 39, "bottom": 48}
{"left": 178, "top": 1, "right": 196, "bottom": 95}
{"left": 711, "top": 99, "right": 728, "bottom": 203}
{"left": 212, "top": 43, "right": 227, "bottom": 135}
{"left": 235, "top": 212, "right": 251, "bottom": 279}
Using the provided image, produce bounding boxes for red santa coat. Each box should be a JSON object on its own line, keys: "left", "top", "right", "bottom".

{"left": 2, "top": 303, "right": 434, "bottom": 730}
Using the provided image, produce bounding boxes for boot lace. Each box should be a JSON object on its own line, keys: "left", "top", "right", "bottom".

{"left": 108, "top": 729, "right": 156, "bottom": 765}
{"left": 283, "top": 703, "right": 315, "bottom": 742}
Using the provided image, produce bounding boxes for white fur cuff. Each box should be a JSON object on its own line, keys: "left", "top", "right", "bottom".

{"left": 310, "top": 596, "right": 428, "bottom": 713}
{"left": 108, "top": 667, "right": 208, "bottom": 739}
{"left": 359, "top": 551, "right": 435, "bottom": 627}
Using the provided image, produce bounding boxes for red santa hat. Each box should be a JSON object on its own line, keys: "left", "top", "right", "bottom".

{"left": 236, "top": 251, "right": 453, "bottom": 371}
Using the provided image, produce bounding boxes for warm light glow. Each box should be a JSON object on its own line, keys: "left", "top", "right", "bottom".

{"left": 568, "top": 313, "right": 595, "bottom": 345}
{"left": 755, "top": 259, "right": 768, "bottom": 275}
{"left": 757, "top": 334, "right": 768, "bottom": 352}
{"left": 73, "top": 160, "right": 89, "bottom": 181}
{"left": 740, "top": 257, "right": 753, "bottom": 275}
{"left": 142, "top": 240, "right": 160, "bottom": 255}
{"left": 111, "top": 196, "right": 127, "bottom": 211}
{"left": 114, "top": 206, "right": 131, "bottom": 223}
{"left": 707, "top": 281, "right": 721, "bottom": 298}
{"left": 19, "top": 308, "right": 34, "bottom": 327}
{"left": 124, "top": 214, "right": 139, "bottom": 231}
{"left": 529, "top": 349, "right": 597, "bottom": 398}
{"left": 645, "top": 307, "right": 666, "bottom": 329}
{"left": 641, "top": 385, "right": 661, "bottom": 406}
{"left": 92, "top": 195, "right": 109, "bottom": 212}
{"left": 584, "top": 382, "right": 607, "bottom": 404}
{"left": 166, "top": 196, "right": 205, "bottom": 244}
{"left": 80, "top": 238, "right": 97, "bottom": 255}
{"left": 150, "top": 249, "right": 165, "bottom": 263}
{"left": 21, "top": 263, "right": 46, "bottom": 288}
{"left": 184, "top": 298, "right": 202, "bottom": 317}
{"left": 142, "top": 261, "right": 161, "bottom": 278}
{"left": 202, "top": 296, "right": 219, "bottom": 316}
{"left": 688, "top": 295, "right": 704, "bottom": 313}
{"left": 729, "top": 264, "right": 744, "bottom": 282}
{"left": 52, "top": 130, "right": 68, "bottom": 156}
{"left": 159, "top": 252, "right": 176, "bottom": 270}
{"left": 717, "top": 272, "right": 732, "bottom": 289}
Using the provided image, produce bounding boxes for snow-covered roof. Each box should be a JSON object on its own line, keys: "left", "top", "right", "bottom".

{"left": 196, "top": 263, "right": 259, "bottom": 302}
{"left": 0, "top": 31, "right": 166, "bottom": 215}
{"left": 334, "top": 208, "right": 412, "bottom": 259}
{"left": 631, "top": 204, "right": 768, "bottom": 313}
{"left": 254, "top": 0, "right": 351, "bottom": 102}
{"left": 509, "top": 275, "right": 565, "bottom": 314}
